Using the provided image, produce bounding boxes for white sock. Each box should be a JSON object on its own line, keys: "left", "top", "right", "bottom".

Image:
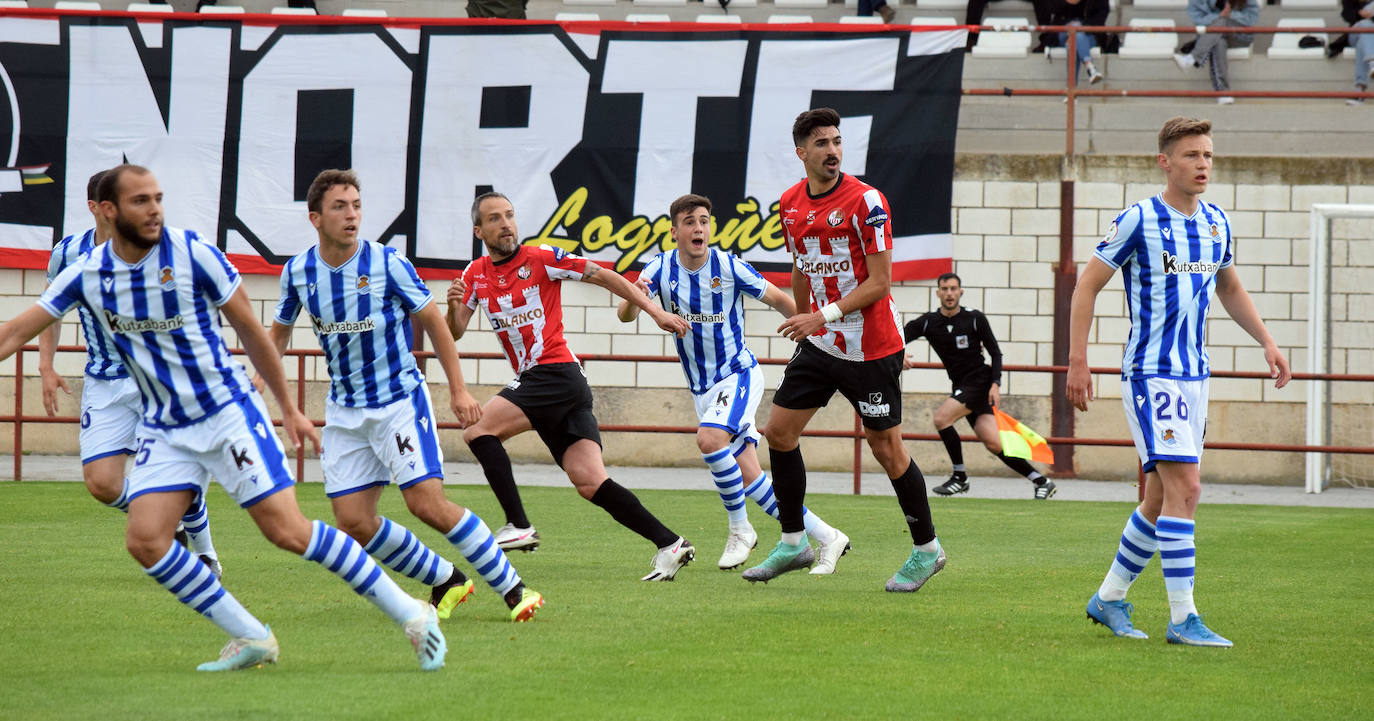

{"left": 1157, "top": 516, "right": 1198, "bottom": 624}
{"left": 1097, "top": 508, "right": 1158, "bottom": 602}
{"left": 446, "top": 510, "right": 521, "bottom": 596}
{"left": 144, "top": 543, "right": 267, "bottom": 640}
{"left": 703, "top": 447, "right": 749, "bottom": 524}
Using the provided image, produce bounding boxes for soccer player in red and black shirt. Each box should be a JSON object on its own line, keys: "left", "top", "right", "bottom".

{"left": 903, "top": 272, "right": 1055, "bottom": 499}
{"left": 446, "top": 192, "right": 698, "bottom": 582}
{"left": 742, "top": 108, "right": 946, "bottom": 593}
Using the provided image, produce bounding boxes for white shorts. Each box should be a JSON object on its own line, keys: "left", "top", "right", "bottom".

{"left": 321, "top": 384, "right": 444, "bottom": 498}
{"left": 692, "top": 365, "right": 763, "bottom": 457}
{"left": 1121, "top": 376, "right": 1209, "bottom": 472}
{"left": 127, "top": 392, "right": 291, "bottom": 508}
{"left": 79, "top": 375, "right": 141, "bottom": 464}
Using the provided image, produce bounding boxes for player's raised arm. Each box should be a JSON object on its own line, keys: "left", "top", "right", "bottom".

{"left": 1066, "top": 256, "right": 1116, "bottom": 411}
{"left": 0, "top": 305, "right": 61, "bottom": 366}
{"left": 1214, "top": 264, "right": 1291, "bottom": 389}
{"left": 220, "top": 287, "right": 320, "bottom": 455}
{"left": 583, "top": 262, "right": 688, "bottom": 337}
{"left": 445, "top": 277, "right": 478, "bottom": 340}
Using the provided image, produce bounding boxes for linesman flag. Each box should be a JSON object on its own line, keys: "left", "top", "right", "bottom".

{"left": 993, "top": 408, "right": 1054, "bottom": 465}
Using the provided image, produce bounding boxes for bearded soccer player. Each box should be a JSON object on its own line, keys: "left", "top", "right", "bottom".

{"left": 1068, "top": 117, "right": 1290, "bottom": 647}
{"left": 39, "top": 169, "right": 222, "bottom": 574}
{"left": 743, "top": 108, "right": 946, "bottom": 593}
{"left": 903, "top": 272, "right": 1055, "bottom": 499}
{"left": 447, "top": 192, "right": 698, "bottom": 581}
{"left": 617, "top": 193, "right": 845, "bottom": 572}
{"left": 266, "top": 170, "right": 542, "bottom": 623}
{"left": 0, "top": 165, "right": 448, "bottom": 671}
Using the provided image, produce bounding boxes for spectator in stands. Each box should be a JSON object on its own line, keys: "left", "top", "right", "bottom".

{"left": 1326, "top": 0, "right": 1369, "bottom": 60}
{"left": 467, "top": 0, "right": 527, "bottom": 18}
{"left": 1048, "top": 0, "right": 1110, "bottom": 85}
{"left": 1174, "top": 0, "right": 1258, "bottom": 105}
{"left": 858, "top": 0, "right": 897, "bottom": 23}
{"left": 966, "top": 0, "right": 1054, "bottom": 53}
{"left": 1334, "top": 0, "right": 1374, "bottom": 104}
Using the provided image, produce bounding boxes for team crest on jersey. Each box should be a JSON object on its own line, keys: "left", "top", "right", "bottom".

{"left": 864, "top": 205, "right": 888, "bottom": 228}
{"left": 710, "top": 276, "right": 723, "bottom": 292}
{"left": 806, "top": 210, "right": 817, "bottom": 223}
{"left": 1210, "top": 224, "right": 1219, "bottom": 237}
{"left": 158, "top": 266, "right": 175, "bottom": 291}
{"left": 357, "top": 275, "right": 371, "bottom": 295}
{"left": 827, "top": 209, "right": 844, "bottom": 227}
{"left": 956, "top": 335, "right": 969, "bottom": 349}
{"left": 517, "top": 264, "right": 532, "bottom": 280}
{"left": 1159, "top": 427, "right": 1179, "bottom": 448}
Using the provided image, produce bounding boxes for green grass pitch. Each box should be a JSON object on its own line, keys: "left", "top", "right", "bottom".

{"left": 1, "top": 481, "right": 1370, "bottom": 721}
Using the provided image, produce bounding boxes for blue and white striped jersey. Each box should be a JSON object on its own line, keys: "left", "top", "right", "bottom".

{"left": 274, "top": 240, "right": 431, "bottom": 408}
{"left": 1094, "top": 194, "right": 1234, "bottom": 380}
{"left": 39, "top": 227, "right": 254, "bottom": 428}
{"left": 642, "top": 248, "right": 769, "bottom": 394}
{"left": 46, "top": 228, "right": 127, "bottom": 380}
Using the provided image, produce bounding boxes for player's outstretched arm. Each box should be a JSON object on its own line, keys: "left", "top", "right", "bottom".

{"left": 37, "top": 320, "right": 70, "bottom": 417}
{"left": 1215, "top": 265, "right": 1291, "bottom": 389}
{"left": 760, "top": 282, "right": 797, "bottom": 319}
{"left": 1066, "top": 257, "right": 1115, "bottom": 411}
{"left": 584, "top": 262, "right": 688, "bottom": 338}
{"left": 413, "top": 302, "right": 482, "bottom": 427}
{"left": 445, "top": 278, "right": 476, "bottom": 340}
{"left": 616, "top": 278, "right": 652, "bottom": 323}
{"left": 221, "top": 288, "right": 321, "bottom": 455}
{"left": 0, "top": 305, "right": 60, "bottom": 367}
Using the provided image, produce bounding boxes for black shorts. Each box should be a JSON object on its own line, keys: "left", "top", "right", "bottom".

{"left": 772, "top": 341, "right": 904, "bottom": 430}
{"left": 951, "top": 368, "right": 996, "bottom": 419}
{"left": 497, "top": 362, "right": 602, "bottom": 467}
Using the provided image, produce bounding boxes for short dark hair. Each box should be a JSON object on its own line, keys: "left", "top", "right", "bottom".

{"left": 306, "top": 169, "right": 360, "bottom": 213}
{"left": 669, "top": 194, "right": 711, "bottom": 226}
{"left": 937, "top": 272, "right": 961, "bottom": 287}
{"left": 1158, "top": 117, "right": 1212, "bottom": 154}
{"left": 791, "top": 108, "right": 841, "bottom": 147}
{"left": 95, "top": 164, "right": 151, "bottom": 205}
{"left": 85, "top": 170, "right": 107, "bottom": 203}
{"left": 471, "top": 191, "right": 512, "bottom": 225}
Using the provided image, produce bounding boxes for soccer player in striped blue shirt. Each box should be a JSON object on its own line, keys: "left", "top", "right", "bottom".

{"left": 267, "top": 170, "right": 542, "bottom": 623}
{"left": 0, "top": 165, "right": 448, "bottom": 671}
{"left": 617, "top": 194, "right": 845, "bottom": 572}
{"left": 1068, "top": 118, "right": 1291, "bottom": 647}
{"left": 38, "top": 169, "right": 222, "bottom": 575}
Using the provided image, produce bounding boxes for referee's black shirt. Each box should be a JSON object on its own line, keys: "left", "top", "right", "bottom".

{"left": 903, "top": 307, "right": 1003, "bottom": 385}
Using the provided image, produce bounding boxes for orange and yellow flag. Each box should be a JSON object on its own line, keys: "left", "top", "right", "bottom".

{"left": 993, "top": 407, "right": 1054, "bottom": 465}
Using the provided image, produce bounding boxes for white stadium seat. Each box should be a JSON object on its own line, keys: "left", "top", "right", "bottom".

{"left": 1268, "top": 17, "right": 1328, "bottom": 58}
{"left": 1117, "top": 18, "right": 1178, "bottom": 59}
{"left": 126, "top": 2, "right": 174, "bottom": 11}
{"left": 341, "top": 8, "right": 388, "bottom": 16}
{"left": 0, "top": 0, "right": 29, "bottom": 7}
{"left": 916, "top": 0, "right": 967, "bottom": 10}
{"left": 909, "top": 15, "right": 957, "bottom": 24}
{"left": 840, "top": 15, "right": 884, "bottom": 23}
{"left": 199, "top": 5, "right": 247, "bottom": 12}
{"left": 270, "top": 6, "right": 317, "bottom": 14}
{"left": 970, "top": 16, "right": 1031, "bottom": 58}
{"left": 54, "top": 1, "right": 102, "bottom": 8}
{"left": 624, "top": 12, "right": 671, "bottom": 21}
{"left": 768, "top": 14, "right": 814, "bottom": 22}
{"left": 555, "top": 11, "right": 600, "bottom": 19}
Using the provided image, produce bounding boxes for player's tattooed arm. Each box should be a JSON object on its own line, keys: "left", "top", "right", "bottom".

{"left": 616, "top": 278, "right": 652, "bottom": 323}
{"left": 583, "top": 261, "right": 688, "bottom": 337}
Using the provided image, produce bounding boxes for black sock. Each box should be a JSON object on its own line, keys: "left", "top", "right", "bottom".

{"left": 889, "top": 459, "right": 937, "bottom": 546}
{"left": 589, "top": 479, "right": 678, "bottom": 548}
{"left": 937, "top": 426, "right": 965, "bottom": 468}
{"left": 441, "top": 566, "right": 470, "bottom": 587}
{"left": 995, "top": 452, "right": 1040, "bottom": 482}
{"left": 468, "top": 434, "right": 529, "bottom": 528}
{"left": 768, "top": 446, "right": 808, "bottom": 534}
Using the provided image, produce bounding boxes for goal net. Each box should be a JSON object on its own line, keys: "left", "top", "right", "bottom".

{"left": 1306, "top": 204, "right": 1374, "bottom": 492}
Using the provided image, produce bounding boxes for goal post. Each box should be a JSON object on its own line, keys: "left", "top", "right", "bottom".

{"left": 1306, "top": 204, "right": 1374, "bottom": 493}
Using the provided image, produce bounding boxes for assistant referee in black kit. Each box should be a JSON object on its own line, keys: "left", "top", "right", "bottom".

{"left": 903, "top": 273, "right": 1056, "bottom": 500}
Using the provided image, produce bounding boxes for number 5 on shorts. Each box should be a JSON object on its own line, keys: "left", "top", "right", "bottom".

{"left": 135, "top": 438, "right": 156, "bottom": 466}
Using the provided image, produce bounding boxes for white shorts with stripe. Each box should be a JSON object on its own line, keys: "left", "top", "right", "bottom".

{"left": 79, "top": 375, "right": 141, "bottom": 464}
{"left": 126, "top": 392, "right": 290, "bottom": 508}
{"left": 321, "top": 384, "right": 444, "bottom": 498}
{"left": 692, "top": 365, "right": 763, "bottom": 457}
{"left": 1121, "top": 376, "right": 1209, "bottom": 473}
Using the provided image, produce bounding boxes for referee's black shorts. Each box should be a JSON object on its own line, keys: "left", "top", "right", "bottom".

{"left": 497, "top": 362, "right": 602, "bottom": 467}
{"left": 772, "top": 341, "right": 904, "bottom": 431}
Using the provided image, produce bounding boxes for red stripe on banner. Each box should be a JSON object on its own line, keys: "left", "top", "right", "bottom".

{"left": 892, "top": 257, "right": 953, "bottom": 281}
{"left": 0, "top": 248, "right": 49, "bottom": 272}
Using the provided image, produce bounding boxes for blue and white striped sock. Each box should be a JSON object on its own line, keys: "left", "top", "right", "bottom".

{"left": 445, "top": 510, "right": 520, "bottom": 596}
{"left": 304, "top": 520, "right": 420, "bottom": 625}
{"left": 743, "top": 472, "right": 833, "bottom": 542}
{"left": 704, "top": 447, "right": 749, "bottom": 524}
{"left": 104, "top": 478, "right": 131, "bottom": 513}
{"left": 144, "top": 542, "right": 266, "bottom": 640}
{"left": 1157, "top": 515, "right": 1198, "bottom": 624}
{"left": 181, "top": 494, "right": 217, "bottom": 559}
{"left": 1098, "top": 508, "right": 1158, "bottom": 601}
{"left": 363, "top": 516, "right": 455, "bottom": 586}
